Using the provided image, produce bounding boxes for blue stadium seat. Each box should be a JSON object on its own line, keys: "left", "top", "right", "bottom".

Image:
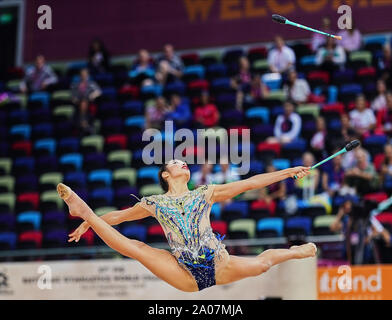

{"left": 248, "top": 160, "right": 264, "bottom": 175}
{"left": 60, "top": 153, "right": 83, "bottom": 171}
{"left": 9, "top": 110, "right": 29, "bottom": 124}
{"left": 88, "top": 169, "right": 112, "bottom": 187}
{"left": 90, "top": 187, "right": 114, "bottom": 204}
{"left": 125, "top": 116, "right": 145, "bottom": 129}
{"left": 272, "top": 159, "right": 290, "bottom": 170}
{"left": 10, "top": 124, "right": 31, "bottom": 140}
{"left": 17, "top": 211, "right": 41, "bottom": 230}
{"left": 210, "top": 203, "right": 221, "bottom": 220}
{"left": 64, "top": 172, "right": 87, "bottom": 188}
{"left": 101, "top": 87, "right": 117, "bottom": 100}
{"left": 285, "top": 216, "right": 312, "bottom": 235}
{"left": 256, "top": 218, "right": 284, "bottom": 237}
{"left": 137, "top": 167, "right": 160, "bottom": 183}
{"left": 122, "top": 100, "right": 143, "bottom": 115}
{"left": 13, "top": 157, "right": 35, "bottom": 173}
{"left": 58, "top": 137, "right": 80, "bottom": 154}
{"left": 32, "top": 123, "right": 53, "bottom": 138}
{"left": 211, "top": 77, "right": 231, "bottom": 92}
{"left": 245, "top": 107, "right": 270, "bottom": 124}
{"left": 141, "top": 84, "right": 163, "bottom": 97}
{"left": 0, "top": 232, "right": 17, "bottom": 249}
{"left": 206, "top": 63, "right": 227, "bottom": 78}
{"left": 121, "top": 224, "right": 147, "bottom": 242}
{"left": 164, "top": 81, "right": 186, "bottom": 96}
{"left": 261, "top": 73, "right": 282, "bottom": 91}
{"left": 35, "top": 138, "right": 56, "bottom": 155}
{"left": 29, "top": 92, "right": 50, "bottom": 108}
{"left": 183, "top": 65, "right": 205, "bottom": 79}
{"left": 300, "top": 55, "right": 316, "bottom": 66}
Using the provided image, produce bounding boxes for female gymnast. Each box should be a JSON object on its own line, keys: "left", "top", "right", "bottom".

{"left": 58, "top": 159, "right": 317, "bottom": 292}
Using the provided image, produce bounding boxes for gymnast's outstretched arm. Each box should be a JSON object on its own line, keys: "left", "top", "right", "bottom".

{"left": 68, "top": 203, "right": 151, "bottom": 242}
{"left": 211, "top": 166, "right": 310, "bottom": 203}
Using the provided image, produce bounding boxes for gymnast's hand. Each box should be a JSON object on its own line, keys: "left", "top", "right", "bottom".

{"left": 289, "top": 166, "right": 311, "bottom": 179}
{"left": 68, "top": 221, "right": 90, "bottom": 243}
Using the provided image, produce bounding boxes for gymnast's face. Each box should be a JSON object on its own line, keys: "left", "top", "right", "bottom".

{"left": 164, "top": 159, "right": 190, "bottom": 182}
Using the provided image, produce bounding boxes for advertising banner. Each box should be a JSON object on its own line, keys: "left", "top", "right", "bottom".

{"left": 24, "top": 0, "right": 392, "bottom": 62}
{"left": 318, "top": 264, "right": 392, "bottom": 300}
{"left": 0, "top": 257, "right": 317, "bottom": 300}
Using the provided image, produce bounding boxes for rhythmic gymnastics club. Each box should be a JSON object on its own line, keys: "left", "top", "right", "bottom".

{"left": 293, "top": 140, "right": 360, "bottom": 180}
{"left": 272, "top": 14, "right": 342, "bottom": 41}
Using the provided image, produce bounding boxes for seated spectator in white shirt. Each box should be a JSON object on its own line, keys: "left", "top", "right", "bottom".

{"left": 349, "top": 94, "right": 376, "bottom": 137}
{"left": 268, "top": 101, "right": 302, "bottom": 144}
{"left": 311, "top": 17, "right": 332, "bottom": 52}
{"left": 268, "top": 36, "right": 296, "bottom": 74}
{"left": 156, "top": 44, "right": 184, "bottom": 84}
{"left": 371, "top": 79, "right": 388, "bottom": 112}
{"left": 337, "top": 20, "right": 362, "bottom": 53}
{"left": 315, "top": 37, "right": 346, "bottom": 73}
{"left": 214, "top": 157, "right": 240, "bottom": 184}
{"left": 20, "top": 55, "right": 58, "bottom": 93}
{"left": 283, "top": 69, "right": 311, "bottom": 104}
{"left": 191, "top": 162, "right": 215, "bottom": 187}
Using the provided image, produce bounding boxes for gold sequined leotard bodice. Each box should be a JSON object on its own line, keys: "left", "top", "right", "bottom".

{"left": 138, "top": 184, "right": 226, "bottom": 269}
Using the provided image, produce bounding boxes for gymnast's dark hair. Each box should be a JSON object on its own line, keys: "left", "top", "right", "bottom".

{"left": 159, "top": 163, "right": 169, "bottom": 192}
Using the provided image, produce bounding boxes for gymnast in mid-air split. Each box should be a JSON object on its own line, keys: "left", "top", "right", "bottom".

{"left": 57, "top": 159, "right": 316, "bottom": 292}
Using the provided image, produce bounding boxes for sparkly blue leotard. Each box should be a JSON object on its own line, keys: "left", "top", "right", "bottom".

{"left": 139, "top": 184, "right": 226, "bottom": 291}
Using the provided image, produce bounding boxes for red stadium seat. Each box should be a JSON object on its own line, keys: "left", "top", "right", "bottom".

{"left": 364, "top": 192, "right": 388, "bottom": 203}
{"left": 105, "top": 134, "right": 127, "bottom": 150}
{"left": 211, "top": 220, "right": 228, "bottom": 236}
{"left": 376, "top": 212, "right": 392, "bottom": 225}
{"left": 80, "top": 228, "right": 95, "bottom": 246}
{"left": 19, "top": 231, "right": 43, "bottom": 247}
{"left": 147, "top": 224, "right": 165, "bottom": 236}
{"left": 307, "top": 70, "right": 330, "bottom": 86}
{"left": 118, "top": 84, "right": 140, "bottom": 99}
{"left": 373, "top": 153, "right": 385, "bottom": 171}
{"left": 12, "top": 141, "right": 32, "bottom": 157}
{"left": 18, "top": 192, "right": 40, "bottom": 210}
{"left": 181, "top": 53, "right": 199, "bottom": 66}
{"left": 250, "top": 199, "right": 276, "bottom": 215}
{"left": 321, "top": 102, "right": 345, "bottom": 115}
{"left": 257, "top": 142, "right": 281, "bottom": 157}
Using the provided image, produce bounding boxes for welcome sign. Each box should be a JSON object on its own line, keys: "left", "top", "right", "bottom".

{"left": 24, "top": 0, "right": 392, "bottom": 62}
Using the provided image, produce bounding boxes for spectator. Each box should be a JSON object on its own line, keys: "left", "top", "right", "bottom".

{"left": 295, "top": 152, "right": 320, "bottom": 200}
{"left": 283, "top": 69, "right": 311, "bottom": 104}
{"left": 376, "top": 91, "right": 392, "bottom": 135}
{"left": 349, "top": 94, "right": 376, "bottom": 137}
{"left": 377, "top": 43, "right": 392, "bottom": 86}
{"left": 164, "top": 94, "right": 192, "bottom": 128}
{"left": 267, "top": 36, "right": 296, "bottom": 74}
{"left": 269, "top": 101, "right": 302, "bottom": 144}
{"left": 156, "top": 44, "right": 184, "bottom": 84}
{"left": 337, "top": 20, "right": 362, "bottom": 53}
{"left": 88, "top": 39, "right": 110, "bottom": 74}
{"left": 231, "top": 56, "right": 252, "bottom": 110}
{"left": 310, "top": 116, "right": 327, "bottom": 158}
{"left": 322, "top": 148, "right": 346, "bottom": 196}
{"left": 191, "top": 162, "right": 215, "bottom": 187}
{"left": 145, "top": 96, "right": 169, "bottom": 130}
{"left": 258, "top": 164, "right": 287, "bottom": 212}
{"left": 71, "top": 68, "right": 101, "bottom": 135}
{"left": 345, "top": 148, "right": 379, "bottom": 194}
{"left": 130, "top": 49, "right": 156, "bottom": 86}
{"left": 380, "top": 144, "right": 392, "bottom": 185}
{"left": 194, "top": 91, "right": 220, "bottom": 128}
{"left": 315, "top": 37, "right": 346, "bottom": 73}
{"left": 371, "top": 79, "right": 388, "bottom": 112}
{"left": 311, "top": 17, "right": 332, "bottom": 52}
{"left": 246, "top": 73, "right": 269, "bottom": 105}
{"left": 20, "top": 54, "right": 58, "bottom": 93}
{"left": 214, "top": 157, "right": 239, "bottom": 184}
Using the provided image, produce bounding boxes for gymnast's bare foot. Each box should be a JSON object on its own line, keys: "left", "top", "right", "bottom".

{"left": 289, "top": 242, "right": 317, "bottom": 259}
{"left": 57, "top": 183, "right": 93, "bottom": 220}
